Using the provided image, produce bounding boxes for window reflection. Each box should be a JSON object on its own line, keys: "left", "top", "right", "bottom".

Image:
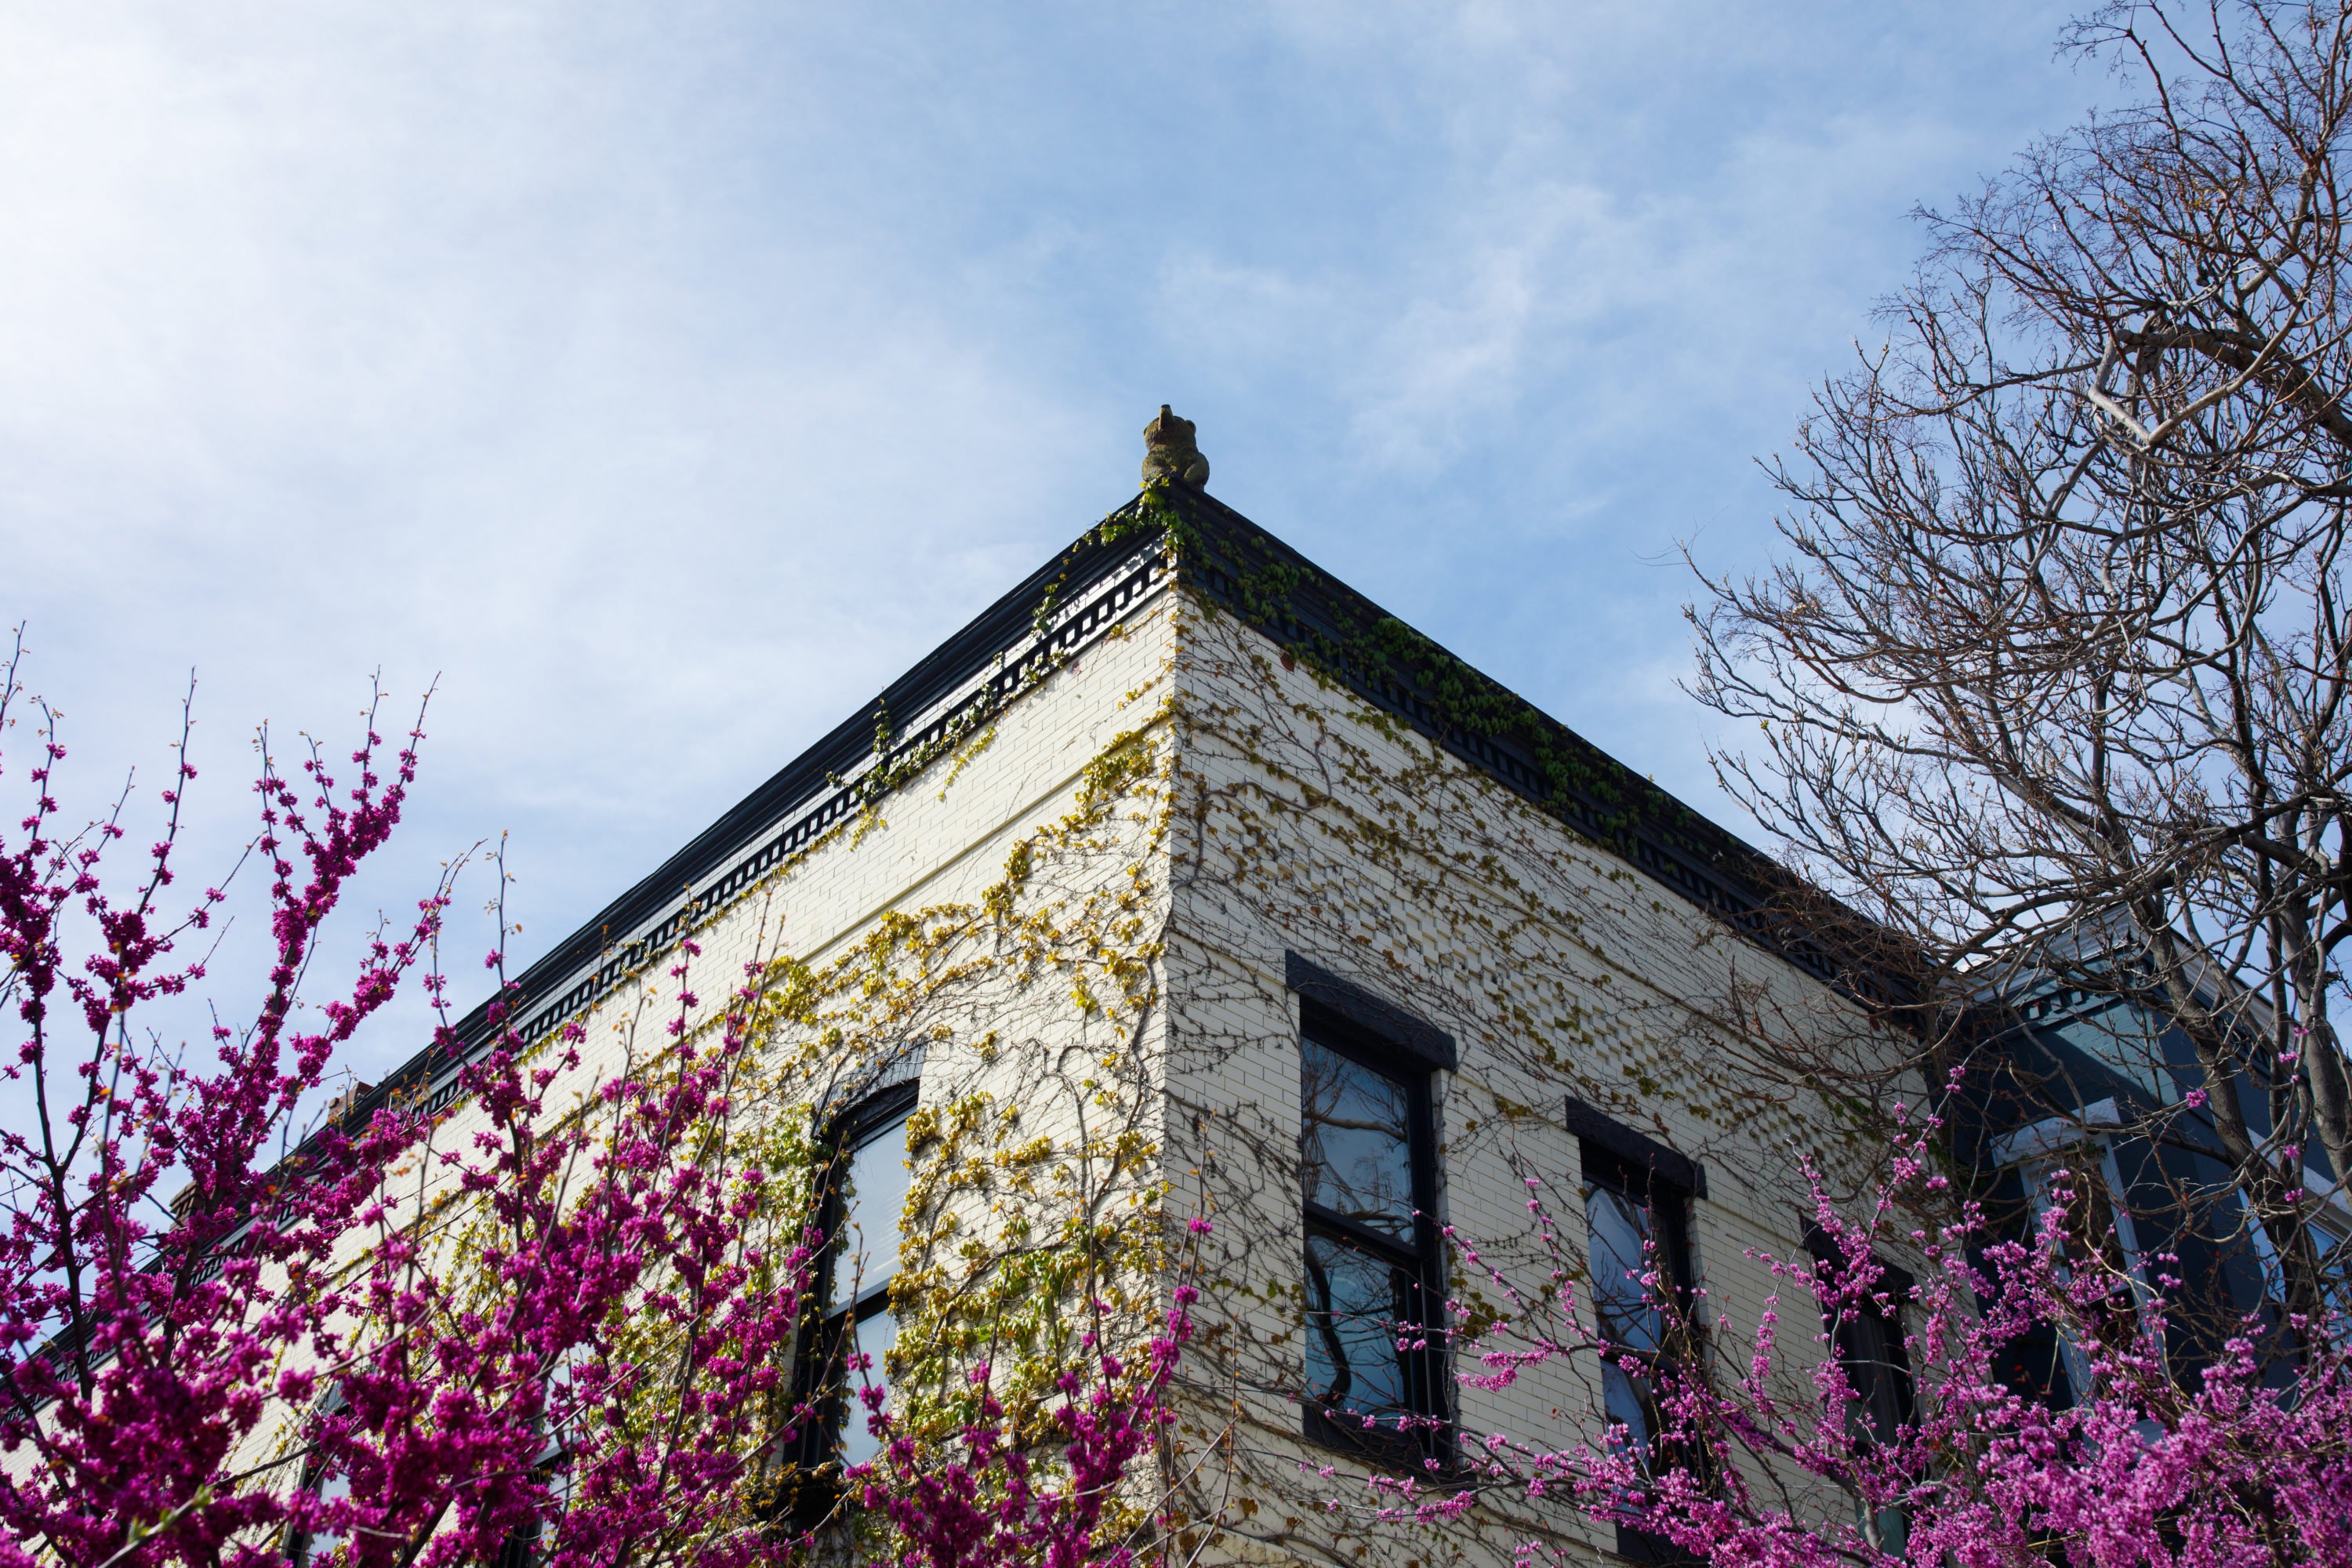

{"left": 1301, "top": 1037, "right": 1416, "bottom": 1240}
{"left": 2245, "top": 1199, "right": 2352, "bottom": 1348}
{"left": 1579, "top": 1148, "right": 1697, "bottom": 1566}
{"left": 840, "top": 1309, "right": 898, "bottom": 1468}
{"left": 2322, "top": 1225, "right": 2352, "bottom": 1318}
{"left": 1304, "top": 1232, "right": 1415, "bottom": 1426}
{"left": 832, "top": 1129, "right": 911, "bottom": 1311}
{"left": 296, "top": 1467, "right": 351, "bottom": 1567}
{"left": 1586, "top": 1185, "right": 1664, "bottom": 1355}
{"left": 1599, "top": 1359, "right": 1655, "bottom": 1461}
{"left": 1298, "top": 1022, "right": 1444, "bottom": 1457}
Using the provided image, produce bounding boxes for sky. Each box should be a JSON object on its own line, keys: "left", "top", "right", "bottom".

{"left": 0, "top": 2, "right": 2098, "bottom": 1089}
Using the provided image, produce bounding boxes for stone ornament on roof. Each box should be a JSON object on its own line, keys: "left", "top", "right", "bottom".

{"left": 1142, "top": 405, "right": 1210, "bottom": 488}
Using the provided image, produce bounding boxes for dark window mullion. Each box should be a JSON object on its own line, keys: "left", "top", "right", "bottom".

{"left": 1305, "top": 1210, "right": 1446, "bottom": 1381}
{"left": 1588, "top": 1159, "right": 1695, "bottom": 1301}
{"left": 790, "top": 1087, "right": 914, "bottom": 1493}
{"left": 1299, "top": 1013, "right": 1450, "bottom": 1465}
{"left": 1304, "top": 1211, "right": 1438, "bottom": 1354}
{"left": 1305, "top": 1203, "right": 1423, "bottom": 1261}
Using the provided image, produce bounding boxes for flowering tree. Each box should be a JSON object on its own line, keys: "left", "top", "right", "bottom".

{"left": 857, "top": 1226, "right": 1204, "bottom": 1568}
{"left": 0, "top": 645, "right": 1185, "bottom": 1568}
{"left": 287, "top": 913, "right": 822, "bottom": 1568}
{"left": 1395, "top": 1098, "right": 2352, "bottom": 1568}
{"left": 0, "top": 642, "right": 445, "bottom": 1566}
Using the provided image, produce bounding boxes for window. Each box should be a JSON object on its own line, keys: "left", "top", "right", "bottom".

{"left": 2242, "top": 1195, "right": 2352, "bottom": 1342}
{"left": 492, "top": 1505, "right": 542, "bottom": 1568}
{"left": 1569, "top": 1098, "right": 1704, "bottom": 1565}
{"left": 1805, "top": 1231, "right": 1913, "bottom": 1554}
{"left": 1807, "top": 1243, "right": 1913, "bottom": 1446}
{"left": 492, "top": 1441, "right": 570, "bottom": 1568}
{"left": 806, "top": 1083, "right": 916, "bottom": 1473}
{"left": 292, "top": 1464, "right": 351, "bottom": 1568}
{"left": 2011, "top": 1137, "right": 2154, "bottom": 1394}
{"left": 2321, "top": 1220, "right": 2352, "bottom": 1330}
{"left": 1987, "top": 1101, "right": 2158, "bottom": 1401}
{"left": 1581, "top": 1148, "right": 1694, "bottom": 1465}
{"left": 1299, "top": 1014, "right": 1446, "bottom": 1463}
{"left": 289, "top": 1388, "right": 352, "bottom": 1568}
{"left": 2020, "top": 1148, "right": 2147, "bottom": 1289}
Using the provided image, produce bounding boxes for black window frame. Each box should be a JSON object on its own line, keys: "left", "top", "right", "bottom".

{"left": 1296, "top": 990, "right": 1454, "bottom": 1470}
{"left": 1802, "top": 1227, "right": 1915, "bottom": 1555}
{"left": 1572, "top": 1098, "right": 1704, "bottom": 1565}
{"left": 793, "top": 1080, "right": 920, "bottom": 1486}
{"left": 1801, "top": 1227, "right": 1915, "bottom": 1446}
{"left": 287, "top": 1385, "right": 353, "bottom": 1568}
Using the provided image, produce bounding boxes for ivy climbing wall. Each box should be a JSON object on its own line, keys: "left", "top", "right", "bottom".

{"left": 529, "top": 572, "right": 1187, "bottom": 1490}
{"left": 1158, "top": 593, "right": 1912, "bottom": 1568}
{"left": 237, "top": 560, "right": 1192, "bottom": 1549}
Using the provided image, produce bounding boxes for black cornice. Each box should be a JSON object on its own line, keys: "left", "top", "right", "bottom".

{"left": 1157, "top": 485, "right": 1886, "bottom": 996}
{"left": 341, "top": 485, "right": 1891, "bottom": 1131}
{"left": 343, "top": 504, "right": 1175, "bottom": 1126}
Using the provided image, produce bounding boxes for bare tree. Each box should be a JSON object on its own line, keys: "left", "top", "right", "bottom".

{"left": 1691, "top": 0, "right": 2352, "bottom": 1325}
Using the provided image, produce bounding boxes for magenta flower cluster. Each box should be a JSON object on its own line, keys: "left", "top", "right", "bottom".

{"left": 0, "top": 654, "right": 1179, "bottom": 1568}
{"left": 1390, "top": 1089, "right": 2352, "bottom": 1566}
{"left": 0, "top": 657, "right": 443, "bottom": 1567}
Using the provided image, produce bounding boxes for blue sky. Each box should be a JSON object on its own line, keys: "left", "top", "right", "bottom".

{"left": 0, "top": 3, "right": 2093, "bottom": 1086}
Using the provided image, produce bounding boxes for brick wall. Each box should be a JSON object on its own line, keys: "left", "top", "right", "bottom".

{"left": 1161, "top": 597, "right": 1906, "bottom": 1568}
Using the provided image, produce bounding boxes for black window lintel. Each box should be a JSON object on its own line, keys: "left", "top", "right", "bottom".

{"left": 1566, "top": 1094, "right": 1707, "bottom": 1200}
{"left": 1802, "top": 1224, "right": 1917, "bottom": 1298}
{"left": 823, "top": 1077, "right": 920, "bottom": 1147}
{"left": 1286, "top": 951, "right": 1456, "bottom": 1071}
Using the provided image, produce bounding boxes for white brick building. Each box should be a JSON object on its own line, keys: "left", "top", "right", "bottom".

{"left": 343, "top": 419, "right": 1899, "bottom": 1567}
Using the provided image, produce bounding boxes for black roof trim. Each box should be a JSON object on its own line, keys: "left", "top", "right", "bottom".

{"left": 340, "top": 504, "right": 1176, "bottom": 1129}
{"left": 339, "top": 484, "right": 1878, "bottom": 1135}
{"left": 1160, "top": 485, "right": 1873, "bottom": 993}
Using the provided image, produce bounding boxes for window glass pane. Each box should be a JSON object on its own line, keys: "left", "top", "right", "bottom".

{"left": 832, "top": 1120, "right": 910, "bottom": 1311}
{"left": 1304, "top": 1232, "right": 1415, "bottom": 1427}
{"left": 303, "top": 1468, "right": 352, "bottom": 1566}
{"left": 1599, "top": 1360, "right": 1654, "bottom": 1460}
{"left": 2316, "top": 1221, "right": 2351, "bottom": 1294}
{"left": 2309, "top": 1218, "right": 2352, "bottom": 1345}
{"left": 2242, "top": 1191, "right": 2289, "bottom": 1304}
{"left": 2024, "top": 1158, "right": 2133, "bottom": 1279}
{"left": 1585, "top": 1185, "right": 1664, "bottom": 1353}
{"left": 2241, "top": 1200, "right": 2352, "bottom": 1322}
{"left": 1864, "top": 1503, "right": 1909, "bottom": 1558}
{"left": 839, "top": 1308, "right": 897, "bottom": 1469}
{"left": 1837, "top": 1312, "right": 1904, "bottom": 1443}
{"left": 1301, "top": 1037, "right": 1415, "bottom": 1240}
{"left": 2047, "top": 1004, "right": 2174, "bottom": 1105}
